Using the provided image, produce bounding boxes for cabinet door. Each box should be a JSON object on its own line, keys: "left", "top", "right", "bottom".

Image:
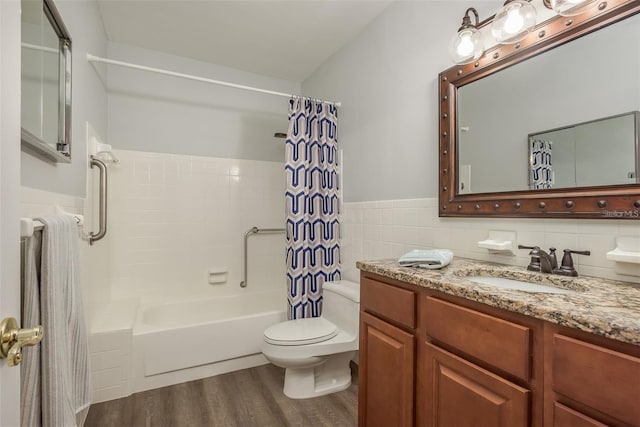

{"left": 552, "top": 403, "right": 608, "bottom": 427}
{"left": 418, "top": 342, "right": 529, "bottom": 427}
{"left": 551, "top": 333, "right": 640, "bottom": 426}
{"left": 359, "top": 311, "right": 415, "bottom": 427}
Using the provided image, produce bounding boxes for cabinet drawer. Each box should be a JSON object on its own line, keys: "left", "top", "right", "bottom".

{"left": 361, "top": 277, "right": 416, "bottom": 329}
{"left": 553, "top": 403, "right": 607, "bottom": 427}
{"left": 552, "top": 334, "right": 640, "bottom": 426}
{"left": 424, "top": 297, "right": 531, "bottom": 382}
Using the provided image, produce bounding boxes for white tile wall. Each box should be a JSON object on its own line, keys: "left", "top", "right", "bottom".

{"left": 341, "top": 198, "right": 640, "bottom": 286}
{"left": 89, "top": 330, "right": 132, "bottom": 403}
{"left": 108, "top": 150, "right": 286, "bottom": 303}
{"left": 19, "top": 186, "right": 111, "bottom": 327}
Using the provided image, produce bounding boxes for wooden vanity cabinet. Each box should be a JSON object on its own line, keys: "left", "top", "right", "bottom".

{"left": 544, "top": 324, "right": 640, "bottom": 427}
{"left": 359, "top": 273, "right": 543, "bottom": 427}
{"left": 359, "top": 275, "right": 417, "bottom": 427}
{"left": 359, "top": 271, "right": 640, "bottom": 427}
{"left": 417, "top": 295, "right": 543, "bottom": 427}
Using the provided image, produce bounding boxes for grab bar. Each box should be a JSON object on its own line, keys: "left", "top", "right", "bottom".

{"left": 88, "top": 157, "right": 108, "bottom": 245}
{"left": 240, "top": 226, "right": 285, "bottom": 288}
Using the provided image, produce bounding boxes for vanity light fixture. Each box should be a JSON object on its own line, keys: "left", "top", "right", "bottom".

{"left": 491, "top": 0, "right": 537, "bottom": 44}
{"left": 548, "top": 0, "right": 599, "bottom": 16}
{"left": 450, "top": 0, "right": 600, "bottom": 64}
{"left": 449, "top": 8, "right": 485, "bottom": 65}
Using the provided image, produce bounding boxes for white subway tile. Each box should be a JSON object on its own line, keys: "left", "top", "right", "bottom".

{"left": 380, "top": 208, "right": 393, "bottom": 225}
{"left": 576, "top": 234, "right": 616, "bottom": 268}
{"left": 363, "top": 208, "right": 381, "bottom": 225}
{"left": 617, "top": 222, "right": 640, "bottom": 238}
{"left": 543, "top": 233, "right": 579, "bottom": 255}
{"left": 92, "top": 367, "right": 125, "bottom": 390}
{"left": 92, "top": 384, "right": 129, "bottom": 404}
{"left": 89, "top": 331, "right": 130, "bottom": 353}
{"left": 433, "top": 227, "right": 451, "bottom": 249}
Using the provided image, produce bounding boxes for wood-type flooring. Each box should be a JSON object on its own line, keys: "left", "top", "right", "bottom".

{"left": 85, "top": 363, "right": 358, "bottom": 427}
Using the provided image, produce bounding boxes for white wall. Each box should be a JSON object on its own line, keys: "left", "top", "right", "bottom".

{"left": 21, "top": 0, "right": 108, "bottom": 197}
{"left": 103, "top": 43, "right": 296, "bottom": 303}
{"left": 108, "top": 149, "right": 285, "bottom": 304}
{"left": 303, "top": 1, "right": 497, "bottom": 202}
{"left": 304, "top": 1, "right": 640, "bottom": 284}
{"left": 106, "top": 42, "right": 298, "bottom": 161}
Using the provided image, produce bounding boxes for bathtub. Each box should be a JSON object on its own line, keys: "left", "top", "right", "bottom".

{"left": 132, "top": 288, "right": 286, "bottom": 391}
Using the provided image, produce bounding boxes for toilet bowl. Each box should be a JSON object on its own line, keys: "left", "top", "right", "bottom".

{"left": 262, "top": 280, "right": 360, "bottom": 399}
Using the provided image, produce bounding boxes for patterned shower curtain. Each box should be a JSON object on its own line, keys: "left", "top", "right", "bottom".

{"left": 285, "top": 98, "right": 341, "bottom": 320}
{"left": 530, "top": 139, "right": 553, "bottom": 189}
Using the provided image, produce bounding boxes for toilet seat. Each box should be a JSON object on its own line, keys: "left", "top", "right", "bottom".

{"left": 264, "top": 317, "right": 338, "bottom": 346}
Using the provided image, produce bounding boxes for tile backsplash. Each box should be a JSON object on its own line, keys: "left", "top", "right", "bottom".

{"left": 341, "top": 198, "right": 640, "bottom": 285}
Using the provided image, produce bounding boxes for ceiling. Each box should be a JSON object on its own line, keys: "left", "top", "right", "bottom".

{"left": 97, "top": 0, "right": 395, "bottom": 82}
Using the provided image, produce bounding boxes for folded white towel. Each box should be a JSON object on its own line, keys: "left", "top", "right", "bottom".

{"left": 398, "top": 249, "right": 453, "bottom": 269}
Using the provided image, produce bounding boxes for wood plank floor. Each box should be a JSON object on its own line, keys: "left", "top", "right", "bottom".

{"left": 85, "top": 363, "right": 358, "bottom": 427}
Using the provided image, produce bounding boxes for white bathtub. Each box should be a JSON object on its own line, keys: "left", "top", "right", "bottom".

{"left": 132, "top": 289, "right": 286, "bottom": 389}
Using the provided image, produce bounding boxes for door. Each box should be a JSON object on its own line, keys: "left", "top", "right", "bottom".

{"left": 359, "top": 311, "right": 415, "bottom": 427}
{"left": 1, "top": 0, "right": 23, "bottom": 425}
{"left": 418, "top": 342, "right": 529, "bottom": 427}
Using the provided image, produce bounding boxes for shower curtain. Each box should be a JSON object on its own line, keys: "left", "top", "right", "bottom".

{"left": 285, "top": 98, "right": 340, "bottom": 320}
{"left": 530, "top": 139, "right": 553, "bottom": 189}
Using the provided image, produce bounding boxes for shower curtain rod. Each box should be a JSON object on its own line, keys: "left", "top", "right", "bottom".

{"left": 86, "top": 53, "right": 341, "bottom": 107}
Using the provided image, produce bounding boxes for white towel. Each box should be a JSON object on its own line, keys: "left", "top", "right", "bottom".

{"left": 398, "top": 249, "right": 454, "bottom": 269}
{"left": 21, "top": 216, "right": 92, "bottom": 426}
{"left": 21, "top": 231, "right": 42, "bottom": 426}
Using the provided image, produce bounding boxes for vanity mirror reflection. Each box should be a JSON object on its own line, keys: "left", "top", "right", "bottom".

{"left": 21, "top": 0, "right": 72, "bottom": 163}
{"left": 439, "top": 0, "right": 640, "bottom": 219}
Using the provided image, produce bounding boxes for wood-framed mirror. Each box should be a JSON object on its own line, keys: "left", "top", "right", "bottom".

{"left": 439, "top": 0, "right": 640, "bottom": 219}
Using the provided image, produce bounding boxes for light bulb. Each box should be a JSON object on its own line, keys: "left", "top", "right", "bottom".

{"left": 449, "top": 27, "right": 484, "bottom": 65}
{"left": 504, "top": 5, "right": 525, "bottom": 34}
{"left": 491, "top": 0, "right": 537, "bottom": 44}
{"left": 456, "top": 31, "right": 475, "bottom": 56}
{"left": 550, "top": 0, "right": 597, "bottom": 16}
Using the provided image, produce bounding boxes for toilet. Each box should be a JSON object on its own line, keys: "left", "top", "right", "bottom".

{"left": 262, "top": 280, "right": 360, "bottom": 399}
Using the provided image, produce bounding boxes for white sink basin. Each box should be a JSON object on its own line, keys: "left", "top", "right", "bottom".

{"left": 465, "top": 275, "right": 575, "bottom": 294}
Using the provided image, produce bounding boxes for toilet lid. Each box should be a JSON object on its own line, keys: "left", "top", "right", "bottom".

{"left": 264, "top": 317, "right": 338, "bottom": 346}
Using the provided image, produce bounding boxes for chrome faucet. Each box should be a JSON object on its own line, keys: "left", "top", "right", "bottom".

{"left": 518, "top": 245, "right": 590, "bottom": 276}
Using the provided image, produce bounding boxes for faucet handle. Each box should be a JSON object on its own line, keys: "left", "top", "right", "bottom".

{"left": 548, "top": 247, "right": 558, "bottom": 270}
{"left": 517, "top": 245, "right": 537, "bottom": 250}
{"left": 554, "top": 249, "right": 591, "bottom": 277}
{"left": 518, "top": 245, "right": 543, "bottom": 271}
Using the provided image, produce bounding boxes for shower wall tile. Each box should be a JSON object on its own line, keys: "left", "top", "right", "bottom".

{"left": 109, "top": 149, "right": 286, "bottom": 303}
{"left": 20, "top": 186, "right": 111, "bottom": 332}
{"left": 341, "top": 198, "right": 640, "bottom": 285}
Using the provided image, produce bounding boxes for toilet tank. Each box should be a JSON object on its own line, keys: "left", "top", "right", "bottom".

{"left": 322, "top": 280, "right": 360, "bottom": 337}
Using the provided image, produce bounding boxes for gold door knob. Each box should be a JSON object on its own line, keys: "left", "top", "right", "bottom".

{"left": 0, "top": 317, "right": 43, "bottom": 367}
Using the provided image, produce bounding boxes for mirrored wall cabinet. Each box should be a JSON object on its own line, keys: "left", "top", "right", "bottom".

{"left": 439, "top": 0, "right": 640, "bottom": 219}
{"left": 21, "top": 0, "right": 72, "bottom": 163}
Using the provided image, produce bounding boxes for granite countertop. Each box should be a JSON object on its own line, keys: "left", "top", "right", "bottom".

{"left": 357, "top": 258, "right": 640, "bottom": 346}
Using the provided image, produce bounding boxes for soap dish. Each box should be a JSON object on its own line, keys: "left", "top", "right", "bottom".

{"left": 477, "top": 230, "right": 516, "bottom": 255}
{"left": 606, "top": 236, "right": 640, "bottom": 276}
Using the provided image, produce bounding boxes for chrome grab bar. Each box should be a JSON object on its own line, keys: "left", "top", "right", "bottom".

{"left": 89, "top": 157, "right": 108, "bottom": 245}
{"left": 240, "top": 226, "right": 285, "bottom": 288}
